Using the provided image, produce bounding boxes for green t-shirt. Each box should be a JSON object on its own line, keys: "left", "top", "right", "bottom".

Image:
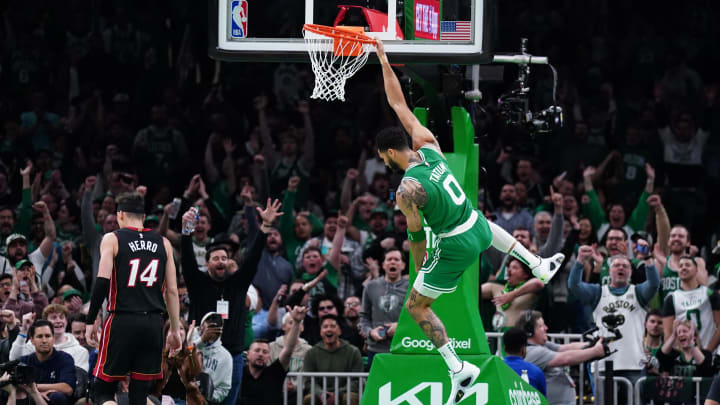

{"left": 301, "top": 262, "right": 338, "bottom": 298}
{"left": 660, "top": 256, "right": 681, "bottom": 304}
{"left": 403, "top": 146, "right": 473, "bottom": 235}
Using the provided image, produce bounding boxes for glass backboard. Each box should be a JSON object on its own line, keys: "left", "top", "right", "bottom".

{"left": 208, "top": 0, "right": 494, "bottom": 64}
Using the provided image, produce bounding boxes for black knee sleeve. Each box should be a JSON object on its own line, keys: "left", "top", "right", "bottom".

{"left": 128, "top": 379, "right": 153, "bottom": 405}
{"left": 93, "top": 378, "right": 118, "bottom": 405}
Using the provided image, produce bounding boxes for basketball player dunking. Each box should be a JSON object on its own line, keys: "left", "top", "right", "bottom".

{"left": 375, "top": 40, "right": 564, "bottom": 405}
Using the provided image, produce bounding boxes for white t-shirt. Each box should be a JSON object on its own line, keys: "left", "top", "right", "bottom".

{"left": 659, "top": 126, "right": 709, "bottom": 166}
{"left": 0, "top": 248, "right": 47, "bottom": 288}
{"left": 592, "top": 284, "right": 647, "bottom": 371}
{"left": 665, "top": 286, "right": 720, "bottom": 349}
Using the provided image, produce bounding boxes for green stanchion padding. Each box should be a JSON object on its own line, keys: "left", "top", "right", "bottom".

{"left": 363, "top": 354, "right": 548, "bottom": 405}
{"left": 361, "top": 107, "right": 544, "bottom": 404}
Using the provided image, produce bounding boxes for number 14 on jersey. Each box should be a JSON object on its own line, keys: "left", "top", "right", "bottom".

{"left": 127, "top": 258, "right": 159, "bottom": 287}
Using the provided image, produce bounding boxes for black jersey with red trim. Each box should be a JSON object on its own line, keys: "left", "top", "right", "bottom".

{"left": 108, "top": 228, "right": 167, "bottom": 313}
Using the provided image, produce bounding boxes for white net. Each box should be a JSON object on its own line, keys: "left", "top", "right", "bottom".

{"left": 303, "top": 29, "right": 375, "bottom": 102}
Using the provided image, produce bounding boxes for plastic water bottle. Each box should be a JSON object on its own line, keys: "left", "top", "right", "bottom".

{"left": 168, "top": 197, "right": 182, "bottom": 219}
{"left": 521, "top": 369, "right": 529, "bottom": 383}
{"left": 182, "top": 207, "right": 199, "bottom": 235}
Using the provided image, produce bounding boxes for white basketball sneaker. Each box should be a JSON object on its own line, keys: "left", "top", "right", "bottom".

{"left": 445, "top": 361, "right": 480, "bottom": 405}
{"left": 531, "top": 253, "right": 565, "bottom": 284}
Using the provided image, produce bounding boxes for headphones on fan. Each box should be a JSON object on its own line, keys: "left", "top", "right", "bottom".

{"left": 522, "top": 310, "right": 536, "bottom": 338}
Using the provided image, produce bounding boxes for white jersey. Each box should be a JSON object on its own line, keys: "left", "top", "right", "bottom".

{"left": 592, "top": 285, "right": 647, "bottom": 371}
{"left": 669, "top": 286, "right": 716, "bottom": 348}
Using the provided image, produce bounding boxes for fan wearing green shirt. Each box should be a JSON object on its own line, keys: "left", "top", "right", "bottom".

{"left": 278, "top": 176, "right": 323, "bottom": 270}
{"left": 582, "top": 163, "right": 654, "bottom": 243}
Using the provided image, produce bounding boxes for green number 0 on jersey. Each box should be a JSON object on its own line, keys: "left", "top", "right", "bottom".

{"left": 443, "top": 174, "right": 466, "bottom": 205}
{"left": 687, "top": 309, "right": 702, "bottom": 331}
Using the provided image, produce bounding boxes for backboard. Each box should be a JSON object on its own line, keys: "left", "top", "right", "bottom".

{"left": 208, "top": 0, "right": 494, "bottom": 64}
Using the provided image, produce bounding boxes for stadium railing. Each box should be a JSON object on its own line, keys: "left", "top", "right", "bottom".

{"left": 634, "top": 376, "right": 714, "bottom": 405}
{"left": 280, "top": 333, "right": 584, "bottom": 405}
{"left": 283, "top": 371, "right": 369, "bottom": 405}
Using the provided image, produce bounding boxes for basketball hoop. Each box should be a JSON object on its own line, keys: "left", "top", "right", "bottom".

{"left": 302, "top": 24, "right": 376, "bottom": 102}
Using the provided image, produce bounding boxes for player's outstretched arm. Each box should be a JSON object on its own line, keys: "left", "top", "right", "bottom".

{"left": 376, "top": 40, "right": 443, "bottom": 156}
{"left": 396, "top": 178, "right": 428, "bottom": 272}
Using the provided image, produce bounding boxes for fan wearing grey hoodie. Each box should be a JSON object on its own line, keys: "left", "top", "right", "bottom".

{"left": 358, "top": 248, "right": 408, "bottom": 366}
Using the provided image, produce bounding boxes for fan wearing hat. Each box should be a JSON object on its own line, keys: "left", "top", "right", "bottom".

{"left": 3, "top": 259, "right": 48, "bottom": 319}
{"left": 191, "top": 312, "right": 232, "bottom": 403}
{"left": 360, "top": 206, "right": 406, "bottom": 264}
{"left": 4, "top": 201, "right": 57, "bottom": 289}
{"left": 62, "top": 289, "right": 84, "bottom": 315}
{"left": 144, "top": 215, "right": 160, "bottom": 232}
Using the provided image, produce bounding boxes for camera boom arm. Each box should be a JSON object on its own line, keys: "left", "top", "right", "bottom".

{"left": 492, "top": 38, "right": 563, "bottom": 135}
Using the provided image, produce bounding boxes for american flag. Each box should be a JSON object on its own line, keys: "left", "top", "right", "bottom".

{"left": 440, "top": 21, "right": 472, "bottom": 41}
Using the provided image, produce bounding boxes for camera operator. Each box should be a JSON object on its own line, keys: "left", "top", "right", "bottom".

{"left": 0, "top": 375, "right": 45, "bottom": 405}
{"left": 568, "top": 245, "right": 659, "bottom": 401}
{"left": 518, "top": 310, "right": 605, "bottom": 405}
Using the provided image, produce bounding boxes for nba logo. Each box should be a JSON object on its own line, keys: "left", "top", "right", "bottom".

{"left": 231, "top": 0, "right": 248, "bottom": 39}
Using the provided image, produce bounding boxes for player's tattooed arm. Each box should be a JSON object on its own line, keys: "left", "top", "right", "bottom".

{"left": 397, "top": 178, "right": 428, "bottom": 210}
{"left": 396, "top": 179, "right": 427, "bottom": 234}
{"left": 397, "top": 179, "right": 427, "bottom": 271}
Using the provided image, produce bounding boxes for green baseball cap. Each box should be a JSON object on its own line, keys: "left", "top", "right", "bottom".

{"left": 14, "top": 259, "right": 32, "bottom": 270}
{"left": 62, "top": 289, "right": 83, "bottom": 301}
{"left": 370, "top": 207, "right": 388, "bottom": 218}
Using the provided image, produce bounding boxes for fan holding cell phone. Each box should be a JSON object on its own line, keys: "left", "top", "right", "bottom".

{"left": 191, "top": 312, "right": 232, "bottom": 404}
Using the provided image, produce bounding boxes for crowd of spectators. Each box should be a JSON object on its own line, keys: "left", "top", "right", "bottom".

{"left": 0, "top": 0, "right": 717, "bottom": 404}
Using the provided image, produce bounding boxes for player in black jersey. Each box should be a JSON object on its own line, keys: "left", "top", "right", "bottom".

{"left": 85, "top": 192, "right": 182, "bottom": 405}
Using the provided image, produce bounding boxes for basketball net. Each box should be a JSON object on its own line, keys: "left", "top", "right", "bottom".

{"left": 303, "top": 24, "right": 376, "bottom": 102}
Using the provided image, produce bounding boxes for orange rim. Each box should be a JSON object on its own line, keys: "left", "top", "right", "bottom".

{"left": 303, "top": 24, "right": 377, "bottom": 45}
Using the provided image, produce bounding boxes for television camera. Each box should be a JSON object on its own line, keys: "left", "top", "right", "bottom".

{"left": 581, "top": 307, "right": 624, "bottom": 360}
{"left": 0, "top": 360, "right": 35, "bottom": 387}
{"left": 490, "top": 38, "right": 563, "bottom": 136}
